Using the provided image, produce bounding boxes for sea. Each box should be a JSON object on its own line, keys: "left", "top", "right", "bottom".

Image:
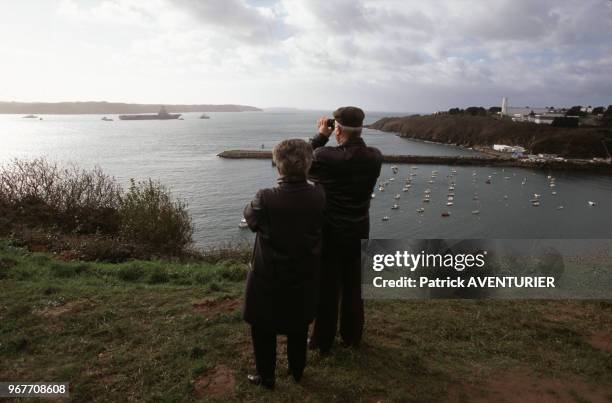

{"left": 2, "top": 111, "right": 612, "bottom": 248}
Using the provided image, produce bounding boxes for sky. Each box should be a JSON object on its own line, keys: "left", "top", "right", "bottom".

{"left": 1, "top": 0, "right": 611, "bottom": 112}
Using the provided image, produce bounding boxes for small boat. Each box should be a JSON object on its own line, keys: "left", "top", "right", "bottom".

{"left": 533, "top": 194, "right": 541, "bottom": 198}
{"left": 411, "top": 166, "right": 418, "bottom": 170}
{"left": 391, "top": 204, "right": 399, "bottom": 210}
{"left": 22, "top": 114, "right": 38, "bottom": 119}
{"left": 588, "top": 201, "right": 596, "bottom": 207}
{"left": 485, "top": 179, "right": 491, "bottom": 184}
{"left": 549, "top": 183, "right": 556, "bottom": 188}
{"left": 446, "top": 202, "right": 454, "bottom": 206}
{"left": 472, "top": 210, "right": 480, "bottom": 214}
{"left": 551, "top": 191, "right": 557, "bottom": 195}
{"left": 473, "top": 196, "right": 479, "bottom": 200}
{"left": 447, "top": 196, "right": 454, "bottom": 201}
{"left": 441, "top": 212, "right": 451, "bottom": 217}
{"left": 402, "top": 188, "right": 409, "bottom": 192}
{"left": 200, "top": 113, "right": 210, "bottom": 119}
{"left": 448, "top": 186, "right": 455, "bottom": 191}
{"left": 428, "top": 180, "right": 434, "bottom": 184}
{"left": 447, "top": 192, "right": 455, "bottom": 197}
{"left": 531, "top": 201, "right": 540, "bottom": 207}
{"left": 424, "top": 189, "right": 431, "bottom": 194}
{"left": 382, "top": 216, "right": 390, "bottom": 221}
{"left": 238, "top": 218, "right": 248, "bottom": 229}
{"left": 391, "top": 166, "right": 398, "bottom": 174}
{"left": 371, "top": 193, "right": 376, "bottom": 199}
{"left": 389, "top": 178, "right": 394, "bottom": 182}
{"left": 394, "top": 194, "right": 401, "bottom": 199}
{"left": 556, "top": 206, "right": 564, "bottom": 210}
{"left": 101, "top": 116, "right": 114, "bottom": 121}
{"left": 416, "top": 208, "right": 425, "bottom": 213}
{"left": 503, "top": 195, "right": 508, "bottom": 200}
{"left": 422, "top": 198, "right": 430, "bottom": 203}
{"left": 378, "top": 186, "right": 385, "bottom": 192}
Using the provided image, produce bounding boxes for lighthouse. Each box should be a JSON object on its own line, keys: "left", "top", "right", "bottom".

{"left": 501, "top": 97, "right": 508, "bottom": 116}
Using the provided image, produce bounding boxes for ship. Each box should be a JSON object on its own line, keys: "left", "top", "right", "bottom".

{"left": 118, "top": 106, "right": 181, "bottom": 120}
{"left": 200, "top": 113, "right": 210, "bottom": 119}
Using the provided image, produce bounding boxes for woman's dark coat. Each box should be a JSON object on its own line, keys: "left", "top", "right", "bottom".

{"left": 243, "top": 178, "right": 325, "bottom": 331}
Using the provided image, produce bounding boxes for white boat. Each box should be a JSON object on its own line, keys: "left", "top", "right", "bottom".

{"left": 416, "top": 208, "right": 425, "bottom": 213}
{"left": 382, "top": 216, "right": 390, "bottom": 221}
{"left": 239, "top": 218, "right": 248, "bottom": 228}
{"left": 394, "top": 194, "right": 401, "bottom": 199}
{"left": 446, "top": 202, "right": 454, "bottom": 206}
{"left": 472, "top": 210, "right": 480, "bottom": 214}
{"left": 371, "top": 193, "right": 376, "bottom": 199}
{"left": 422, "top": 198, "right": 430, "bottom": 203}
{"left": 557, "top": 206, "right": 564, "bottom": 210}
{"left": 391, "top": 204, "right": 399, "bottom": 210}
{"left": 588, "top": 201, "right": 596, "bottom": 206}
{"left": 533, "top": 194, "right": 541, "bottom": 198}
{"left": 531, "top": 201, "right": 540, "bottom": 207}
{"left": 378, "top": 186, "right": 385, "bottom": 192}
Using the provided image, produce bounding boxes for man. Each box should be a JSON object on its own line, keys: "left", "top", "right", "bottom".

{"left": 243, "top": 139, "right": 325, "bottom": 389}
{"left": 308, "top": 106, "right": 383, "bottom": 353}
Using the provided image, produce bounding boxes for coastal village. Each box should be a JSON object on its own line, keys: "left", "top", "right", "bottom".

{"left": 435, "top": 98, "right": 612, "bottom": 164}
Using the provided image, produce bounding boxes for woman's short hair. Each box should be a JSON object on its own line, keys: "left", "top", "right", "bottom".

{"left": 272, "top": 139, "right": 313, "bottom": 178}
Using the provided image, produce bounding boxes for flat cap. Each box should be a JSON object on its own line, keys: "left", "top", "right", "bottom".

{"left": 333, "top": 106, "right": 365, "bottom": 128}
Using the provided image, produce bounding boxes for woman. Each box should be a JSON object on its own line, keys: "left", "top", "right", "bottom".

{"left": 243, "top": 139, "right": 325, "bottom": 389}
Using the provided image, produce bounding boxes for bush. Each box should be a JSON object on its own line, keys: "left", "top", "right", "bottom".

{"left": 0, "top": 158, "right": 121, "bottom": 233}
{"left": 117, "top": 264, "right": 145, "bottom": 281}
{"left": 119, "top": 179, "right": 193, "bottom": 256}
{"left": 0, "top": 159, "right": 194, "bottom": 258}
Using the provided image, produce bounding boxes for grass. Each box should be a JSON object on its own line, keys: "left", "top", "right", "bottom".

{"left": 1, "top": 239, "right": 611, "bottom": 402}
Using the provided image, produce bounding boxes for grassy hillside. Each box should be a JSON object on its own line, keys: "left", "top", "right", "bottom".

{"left": 1, "top": 240, "right": 611, "bottom": 402}
{"left": 369, "top": 115, "right": 612, "bottom": 159}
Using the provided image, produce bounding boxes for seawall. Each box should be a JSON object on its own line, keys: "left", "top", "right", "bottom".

{"left": 217, "top": 150, "right": 612, "bottom": 173}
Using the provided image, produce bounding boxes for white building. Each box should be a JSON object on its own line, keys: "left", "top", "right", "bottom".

{"left": 493, "top": 144, "right": 526, "bottom": 153}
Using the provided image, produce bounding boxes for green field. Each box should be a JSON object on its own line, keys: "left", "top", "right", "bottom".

{"left": 1, "top": 240, "right": 611, "bottom": 402}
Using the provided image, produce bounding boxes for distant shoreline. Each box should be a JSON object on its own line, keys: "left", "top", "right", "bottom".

{"left": 367, "top": 115, "right": 612, "bottom": 159}
{"left": 0, "top": 101, "right": 262, "bottom": 114}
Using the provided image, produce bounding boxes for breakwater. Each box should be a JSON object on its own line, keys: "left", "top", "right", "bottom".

{"left": 217, "top": 150, "right": 612, "bottom": 173}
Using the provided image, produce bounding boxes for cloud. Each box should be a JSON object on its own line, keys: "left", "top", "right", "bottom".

{"left": 3, "top": 0, "right": 612, "bottom": 110}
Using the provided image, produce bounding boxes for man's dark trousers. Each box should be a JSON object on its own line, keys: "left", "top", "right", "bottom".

{"left": 311, "top": 237, "right": 363, "bottom": 352}
{"left": 251, "top": 325, "right": 309, "bottom": 381}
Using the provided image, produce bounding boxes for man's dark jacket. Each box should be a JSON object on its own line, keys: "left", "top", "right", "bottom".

{"left": 243, "top": 179, "right": 326, "bottom": 330}
{"left": 309, "top": 134, "right": 383, "bottom": 240}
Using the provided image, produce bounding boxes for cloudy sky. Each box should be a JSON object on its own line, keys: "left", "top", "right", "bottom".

{"left": 1, "top": 0, "right": 611, "bottom": 112}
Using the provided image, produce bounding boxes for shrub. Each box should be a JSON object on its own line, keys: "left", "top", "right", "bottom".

{"left": 117, "top": 264, "right": 145, "bottom": 281}
{"left": 0, "top": 158, "right": 121, "bottom": 233}
{"left": 119, "top": 179, "right": 193, "bottom": 256}
{"left": 0, "top": 159, "right": 195, "bottom": 259}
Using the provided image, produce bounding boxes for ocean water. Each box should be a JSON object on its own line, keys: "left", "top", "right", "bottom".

{"left": 1, "top": 111, "right": 611, "bottom": 247}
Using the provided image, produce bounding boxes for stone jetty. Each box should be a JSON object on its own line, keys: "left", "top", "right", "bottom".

{"left": 217, "top": 150, "right": 612, "bottom": 173}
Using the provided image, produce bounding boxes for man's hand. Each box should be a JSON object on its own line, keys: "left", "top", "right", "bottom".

{"left": 317, "top": 116, "right": 333, "bottom": 137}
